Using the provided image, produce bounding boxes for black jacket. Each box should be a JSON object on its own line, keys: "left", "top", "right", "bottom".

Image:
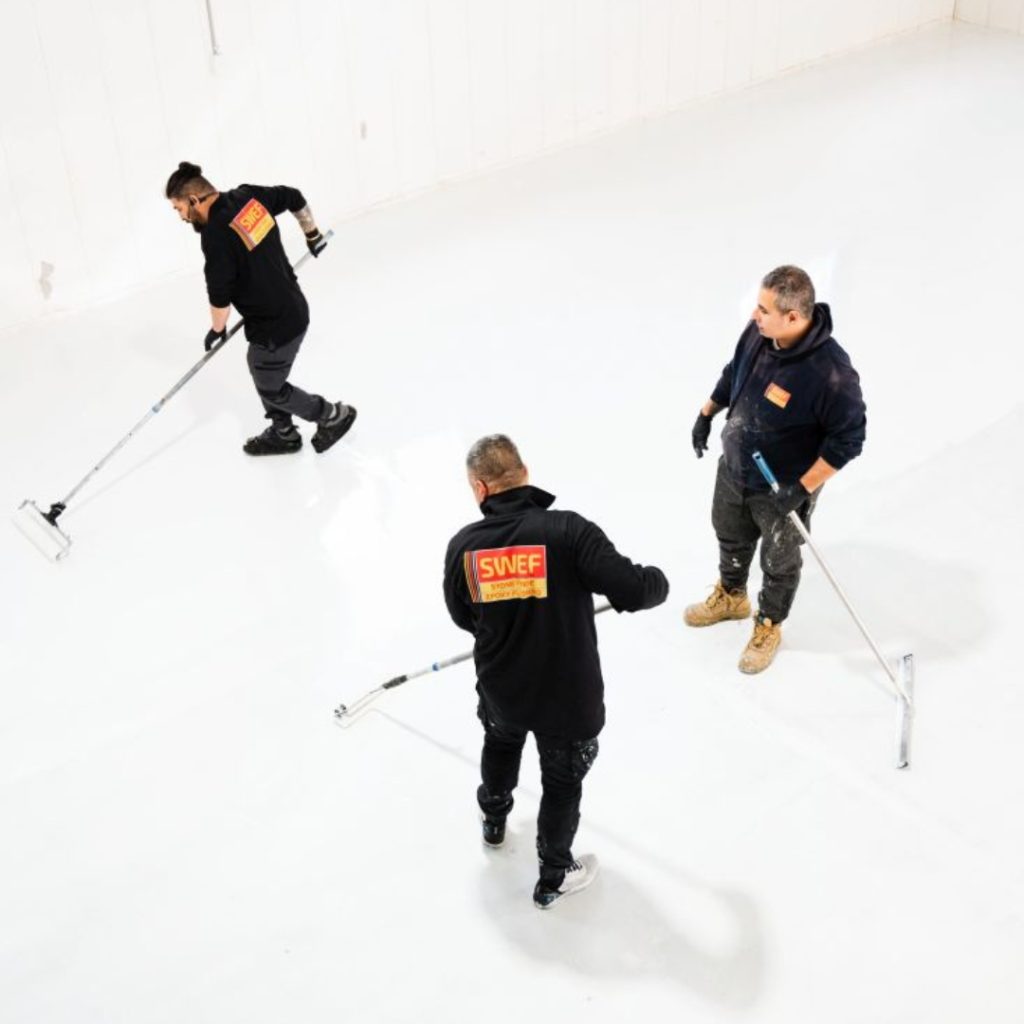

{"left": 201, "top": 184, "right": 310, "bottom": 347}
{"left": 710, "top": 303, "right": 866, "bottom": 489}
{"left": 443, "top": 486, "right": 669, "bottom": 739}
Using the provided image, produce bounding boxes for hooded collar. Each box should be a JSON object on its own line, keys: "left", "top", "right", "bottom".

{"left": 766, "top": 302, "right": 833, "bottom": 361}
{"left": 480, "top": 485, "right": 556, "bottom": 517}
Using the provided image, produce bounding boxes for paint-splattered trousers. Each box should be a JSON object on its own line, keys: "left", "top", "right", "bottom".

{"left": 246, "top": 330, "right": 327, "bottom": 429}
{"left": 712, "top": 456, "right": 819, "bottom": 624}
{"left": 476, "top": 698, "right": 599, "bottom": 887}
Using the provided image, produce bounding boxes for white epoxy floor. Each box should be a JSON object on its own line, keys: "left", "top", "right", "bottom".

{"left": 2, "top": 20, "right": 1023, "bottom": 1023}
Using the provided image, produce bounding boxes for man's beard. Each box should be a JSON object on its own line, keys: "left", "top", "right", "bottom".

{"left": 191, "top": 220, "right": 203, "bottom": 234}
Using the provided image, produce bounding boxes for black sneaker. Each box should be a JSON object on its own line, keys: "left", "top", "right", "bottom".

{"left": 243, "top": 424, "right": 302, "bottom": 456}
{"left": 532, "top": 854, "right": 599, "bottom": 909}
{"left": 311, "top": 402, "right": 357, "bottom": 454}
{"left": 482, "top": 815, "right": 506, "bottom": 849}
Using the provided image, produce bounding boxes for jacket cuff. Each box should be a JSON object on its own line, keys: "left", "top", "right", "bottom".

{"left": 818, "top": 442, "right": 854, "bottom": 471}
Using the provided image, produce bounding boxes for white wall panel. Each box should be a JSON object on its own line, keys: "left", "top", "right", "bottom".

{"left": 0, "top": 135, "right": 40, "bottom": 321}
{"left": 247, "top": 0, "right": 318, "bottom": 186}
{"left": 541, "top": 0, "right": 577, "bottom": 149}
{"left": 94, "top": 0, "right": 184, "bottom": 281}
{"left": 572, "top": 0, "right": 608, "bottom": 137}
{"left": 36, "top": 0, "right": 136, "bottom": 296}
{"left": 724, "top": 0, "right": 757, "bottom": 93}
{"left": 697, "top": 0, "right": 729, "bottom": 96}
{"left": 751, "top": 0, "right": 781, "bottom": 82}
{"left": 467, "top": 1, "right": 510, "bottom": 169}
{"left": 605, "top": 0, "right": 642, "bottom": 127}
{"left": 0, "top": 0, "right": 90, "bottom": 313}
{"left": 391, "top": 1, "right": 437, "bottom": 194}
{"left": 292, "top": 0, "right": 362, "bottom": 216}
{"left": 146, "top": 0, "right": 222, "bottom": 181}
{"left": 506, "top": 0, "right": 546, "bottom": 158}
{"left": 923, "top": 0, "right": 956, "bottom": 21}
{"left": 815, "top": 0, "right": 856, "bottom": 57}
{"left": 956, "top": 0, "right": 989, "bottom": 22}
{"left": 0, "top": 0, "right": 965, "bottom": 331}
{"left": 204, "top": 1, "right": 265, "bottom": 189}
{"left": 666, "top": 0, "right": 701, "bottom": 106}
{"left": 956, "top": 0, "right": 1024, "bottom": 31}
{"left": 988, "top": 0, "right": 1024, "bottom": 30}
{"left": 776, "top": 0, "right": 814, "bottom": 71}
{"left": 427, "top": 0, "right": 474, "bottom": 180}
{"left": 639, "top": 0, "right": 673, "bottom": 115}
{"left": 899, "top": 0, "right": 923, "bottom": 33}
{"left": 340, "top": 0, "right": 400, "bottom": 206}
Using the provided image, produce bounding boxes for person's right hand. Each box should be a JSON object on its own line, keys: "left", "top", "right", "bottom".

{"left": 692, "top": 412, "right": 713, "bottom": 458}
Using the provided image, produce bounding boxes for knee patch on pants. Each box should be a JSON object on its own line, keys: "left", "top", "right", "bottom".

{"left": 255, "top": 382, "right": 293, "bottom": 406}
{"left": 538, "top": 736, "right": 600, "bottom": 783}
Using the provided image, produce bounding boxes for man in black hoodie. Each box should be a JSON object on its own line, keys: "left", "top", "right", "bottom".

{"left": 165, "top": 161, "right": 356, "bottom": 456}
{"left": 444, "top": 435, "right": 668, "bottom": 909}
{"left": 686, "top": 266, "right": 866, "bottom": 673}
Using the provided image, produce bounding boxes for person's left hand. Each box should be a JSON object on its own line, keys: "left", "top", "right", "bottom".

{"left": 204, "top": 327, "right": 227, "bottom": 352}
{"left": 771, "top": 482, "right": 809, "bottom": 517}
{"left": 305, "top": 228, "right": 327, "bottom": 257}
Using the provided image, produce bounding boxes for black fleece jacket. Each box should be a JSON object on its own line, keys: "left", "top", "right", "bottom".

{"left": 710, "top": 303, "right": 866, "bottom": 489}
{"left": 443, "top": 486, "right": 668, "bottom": 740}
{"left": 201, "top": 184, "right": 310, "bottom": 347}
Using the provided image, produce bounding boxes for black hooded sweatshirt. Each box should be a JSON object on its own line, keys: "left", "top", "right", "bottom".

{"left": 710, "top": 303, "right": 866, "bottom": 490}
{"left": 443, "top": 486, "right": 669, "bottom": 740}
{"left": 200, "top": 184, "right": 310, "bottom": 347}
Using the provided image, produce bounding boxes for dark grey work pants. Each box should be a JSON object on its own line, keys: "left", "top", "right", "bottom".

{"left": 712, "top": 457, "right": 819, "bottom": 623}
{"left": 246, "top": 331, "right": 326, "bottom": 429}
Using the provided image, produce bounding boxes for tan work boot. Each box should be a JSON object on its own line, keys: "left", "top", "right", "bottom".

{"left": 738, "top": 615, "right": 782, "bottom": 674}
{"left": 684, "top": 581, "right": 751, "bottom": 627}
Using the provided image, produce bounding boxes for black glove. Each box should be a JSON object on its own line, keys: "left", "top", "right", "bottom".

{"left": 692, "top": 412, "right": 713, "bottom": 458}
{"left": 204, "top": 327, "right": 227, "bottom": 352}
{"left": 305, "top": 228, "right": 327, "bottom": 257}
{"left": 771, "top": 482, "right": 809, "bottom": 517}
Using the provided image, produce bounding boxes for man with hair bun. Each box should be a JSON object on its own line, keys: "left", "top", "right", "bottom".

{"left": 444, "top": 434, "right": 668, "bottom": 909}
{"left": 165, "top": 161, "right": 355, "bottom": 455}
{"left": 686, "top": 265, "right": 866, "bottom": 673}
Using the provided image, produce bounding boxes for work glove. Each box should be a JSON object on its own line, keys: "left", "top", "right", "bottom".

{"left": 204, "top": 327, "right": 227, "bottom": 352}
{"left": 305, "top": 228, "right": 327, "bottom": 257}
{"left": 770, "top": 482, "right": 809, "bottom": 518}
{"left": 691, "top": 412, "right": 713, "bottom": 458}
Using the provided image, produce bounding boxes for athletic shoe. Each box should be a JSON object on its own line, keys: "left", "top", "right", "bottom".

{"left": 311, "top": 402, "right": 357, "bottom": 453}
{"left": 242, "top": 424, "right": 302, "bottom": 456}
{"left": 482, "top": 815, "right": 506, "bottom": 849}
{"left": 533, "top": 854, "right": 599, "bottom": 909}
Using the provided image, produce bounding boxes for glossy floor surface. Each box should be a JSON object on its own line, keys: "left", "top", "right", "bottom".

{"left": 2, "top": 19, "right": 1022, "bottom": 1024}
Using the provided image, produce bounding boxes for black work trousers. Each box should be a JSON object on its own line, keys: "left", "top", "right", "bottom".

{"left": 476, "top": 699, "right": 599, "bottom": 887}
{"left": 246, "top": 330, "right": 326, "bottom": 429}
{"left": 712, "top": 457, "right": 819, "bottom": 624}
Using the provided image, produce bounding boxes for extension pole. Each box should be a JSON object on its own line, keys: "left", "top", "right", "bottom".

{"left": 14, "top": 231, "right": 332, "bottom": 560}
{"left": 334, "top": 603, "right": 613, "bottom": 722}
{"left": 752, "top": 451, "right": 914, "bottom": 768}
{"left": 56, "top": 232, "right": 331, "bottom": 521}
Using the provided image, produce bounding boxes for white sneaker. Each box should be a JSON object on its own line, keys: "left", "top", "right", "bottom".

{"left": 533, "top": 854, "right": 599, "bottom": 909}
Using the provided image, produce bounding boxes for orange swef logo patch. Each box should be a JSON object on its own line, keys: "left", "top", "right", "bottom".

{"left": 464, "top": 545, "right": 548, "bottom": 604}
{"left": 764, "top": 382, "right": 792, "bottom": 409}
{"left": 230, "top": 198, "right": 275, "bottom": 251}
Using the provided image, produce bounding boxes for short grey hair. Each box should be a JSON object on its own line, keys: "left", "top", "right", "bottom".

{"left": 466, "top": 434, "right": 526, "bottom": 489}
{"left": 761, "top": 265, "right": 815, "bottom": 319}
